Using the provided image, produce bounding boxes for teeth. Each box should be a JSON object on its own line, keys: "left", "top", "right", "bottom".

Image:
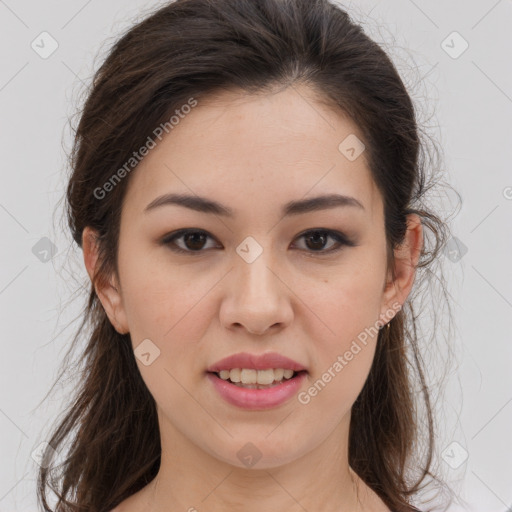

{"left": 283, "top": 369, "right": 294, "bottom": 379}
{"left": 219, "top": 369, "right": 236, "bottom": 381}
{"left": 217, "top": 368, "right": 297, "bottom": 385}
{"left": 274, "top": 368, "right": 285, "bottom": 381}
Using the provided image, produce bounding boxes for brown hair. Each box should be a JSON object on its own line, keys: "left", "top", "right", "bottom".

{"left": 37, "top": 0, "right": 456, "bottom": 510}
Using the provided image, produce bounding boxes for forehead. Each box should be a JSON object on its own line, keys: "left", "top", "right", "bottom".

{"left": 122, "top": 85, "right": 381, "bottom": 221}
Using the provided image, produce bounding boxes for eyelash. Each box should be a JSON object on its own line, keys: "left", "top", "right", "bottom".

{"left": 160, "top": 228, "right": 356, "bottom": 256}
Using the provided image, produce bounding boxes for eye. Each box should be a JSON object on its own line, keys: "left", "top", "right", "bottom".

{"left": 160, "top": 228, "right": 355, "bottom": 255}
{"left": 160, "top": 229, "right": 219, "bottom": 255}
{"left": 292, "top": 229, "right": 355, "bottom": 255}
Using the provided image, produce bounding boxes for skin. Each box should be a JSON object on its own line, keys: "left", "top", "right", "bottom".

{"left": 83, "top": 84, "right": 423, "bottom": 512}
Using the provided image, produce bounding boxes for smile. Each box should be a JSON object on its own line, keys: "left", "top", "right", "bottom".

{"left": 207, "top": 370, "right": 308, "bottom": 409}
{"left": 216, "top": 368, "right": 297, "bottom": 388}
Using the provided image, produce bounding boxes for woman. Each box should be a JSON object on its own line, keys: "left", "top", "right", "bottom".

{"left": 37, "top": 0, "right": 453, "bottom": 510}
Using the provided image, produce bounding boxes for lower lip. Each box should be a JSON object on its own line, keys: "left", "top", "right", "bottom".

{"left": 206, "top": 371, "right": 307, "bottom": 410}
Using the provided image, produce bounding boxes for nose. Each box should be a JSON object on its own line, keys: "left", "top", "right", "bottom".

{"left": 219, "top": 249, "right": 293, "bottom": 336}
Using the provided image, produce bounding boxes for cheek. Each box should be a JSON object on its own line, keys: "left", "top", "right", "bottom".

{"left": 117, "top": 248, "right": 214, "bottom": 410}
{"left": 303, "top": 248, "right": 386, "bottom": 341}
{"left": 299, "top": 293, "right": 380, "bottom": 425}
{"left": 297, "top": 251, "right": 386, "bottom": 410}
{"left": 116, "top": 241, "right": 217, "bottom": 352}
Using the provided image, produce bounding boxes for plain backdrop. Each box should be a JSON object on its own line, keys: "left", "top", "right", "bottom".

{"left": 0, "top": 0, "right": 511, "bottom": 510}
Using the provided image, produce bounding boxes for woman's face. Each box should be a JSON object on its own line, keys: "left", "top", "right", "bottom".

{"left": 86, "top": 85, "right": 417, "bottom": 469}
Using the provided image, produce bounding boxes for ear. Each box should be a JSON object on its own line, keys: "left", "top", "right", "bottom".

{"left": 82, "top": 226, "right": 129, "bottom": 335}
{"left": 380, "top": 214, "right": 423, "bottom": 320}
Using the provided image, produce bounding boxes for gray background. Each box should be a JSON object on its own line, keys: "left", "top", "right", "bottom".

{"left": 1, "top": 0, "right": 511, "bottom": 510}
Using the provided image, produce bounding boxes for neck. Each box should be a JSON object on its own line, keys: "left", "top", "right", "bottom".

{"left": 142, "top": 410, "right": 365, "bottom": 512}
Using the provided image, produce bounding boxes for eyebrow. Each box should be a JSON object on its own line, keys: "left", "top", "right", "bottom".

{"left": 144, "top": 192, "right": 365, "bottom": 217}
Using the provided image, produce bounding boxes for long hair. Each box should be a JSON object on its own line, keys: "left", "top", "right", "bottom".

{"left": 37, "top": 1, "right": 456, "bottom": 510}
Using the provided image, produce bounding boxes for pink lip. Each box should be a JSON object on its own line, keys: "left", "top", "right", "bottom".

{"left": 206, "top": 351, "right": 307, "bottom": 372}
{"left": 206, "top": 371, "right": 307, "bottom": 410}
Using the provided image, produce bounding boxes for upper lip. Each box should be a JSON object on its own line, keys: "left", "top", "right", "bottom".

{"left": 207, "top": 352, "right": 307, "bottom": 373}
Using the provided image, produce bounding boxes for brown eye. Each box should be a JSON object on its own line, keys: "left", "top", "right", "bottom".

{"left": 293, "top": 229, "right": 355, "bottom": 254}
{"left": 181, "top": 232, "right": 208, "bottom": 251}
{"left": 161, "top": 229, "right": 219, "bottom": 254}
{"left": 304, "top": 231, "right": 331, "bottom": 251}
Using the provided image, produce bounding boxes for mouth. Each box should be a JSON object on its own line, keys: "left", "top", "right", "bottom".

{"left": 205, "top": 352, "right": 308, "bottom": 408}
{"left": 207, "top": 368, "right": 308, "bottom": 389}
{"left": 206, "top": 368, "right": 308, "bottom": 409}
